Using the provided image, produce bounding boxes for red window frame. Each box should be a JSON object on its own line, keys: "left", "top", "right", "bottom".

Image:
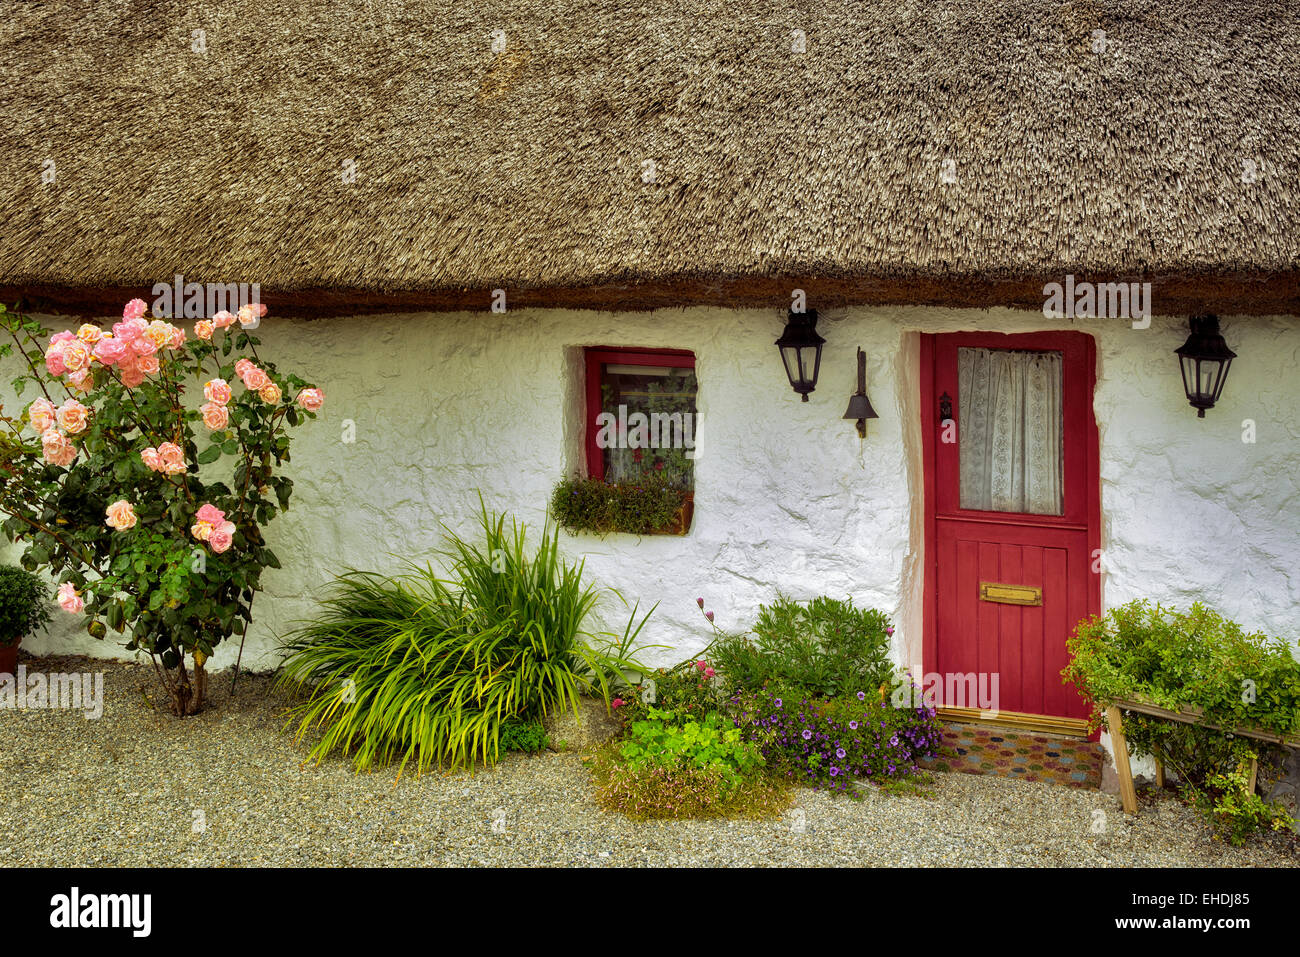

{"left": 583, "top": 347, "right": 696, "bottom": 481}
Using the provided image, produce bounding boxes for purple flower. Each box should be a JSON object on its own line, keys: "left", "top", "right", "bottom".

{"left": 857, "top": 691, "right": 866, "bottom": 701}
{"left": 830, "top": 767, "right": 839, "bottom": 776}
{"left": 802, "top": 730, "right": 812, "bottom": 740}
{"left": 774, "top": 699, "right": 782, "bottom": 708}
{"left": 836, "top": 748, "right": 846, "bottom": 759}
{"left": 849, "top": 721, "right": 858, "bottom": 730}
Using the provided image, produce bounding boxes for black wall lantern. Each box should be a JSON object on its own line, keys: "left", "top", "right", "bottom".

{"left": 842, "top": 347, "right": 879, "bottom": 437}
{"left": 1175, "top": 315, "right": 1236, "bottom": 417}
{"left": 775, "top": 309, "right": 825, "bottom": 401}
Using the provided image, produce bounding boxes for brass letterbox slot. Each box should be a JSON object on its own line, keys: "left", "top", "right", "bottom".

{"left": 979, "top": 582, "right": 1043, "bottom": 606}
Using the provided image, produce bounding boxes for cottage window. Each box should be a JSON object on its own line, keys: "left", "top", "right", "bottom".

{"left": 583, "top": 348, "right": 697, "bottom": 490}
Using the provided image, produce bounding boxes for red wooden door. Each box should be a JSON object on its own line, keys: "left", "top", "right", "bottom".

{"left": 921, "top": 332, "right": 1100, "bottom": 725}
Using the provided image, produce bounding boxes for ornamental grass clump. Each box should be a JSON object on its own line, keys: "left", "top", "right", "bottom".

{"left": 731, "top": 684, "right": 943, "bottom": 797}
{"left": 278, "top": 504, "right": 653, "bottom": 775}
{"left": 0, "top": 301, "right": 324, "bottom": 714}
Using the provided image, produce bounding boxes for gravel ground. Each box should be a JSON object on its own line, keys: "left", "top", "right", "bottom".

{"left": 2, "top": 656, "right": 1296, "bottom": 868}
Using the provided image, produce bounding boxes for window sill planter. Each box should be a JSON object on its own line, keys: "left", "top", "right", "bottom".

{"left": 551, "top": 478, "right": 693, "bottom": 537}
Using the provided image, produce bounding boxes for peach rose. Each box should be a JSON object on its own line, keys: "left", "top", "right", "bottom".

{"left": 296, "top": 388, "right": 325, "bottom": 413}
{"left": 169, "top": 325, "right": 187, "bottom": 350}
{"left": 105, "top": 499, "right": 137, "bottom": 531}
{"left": 44, "top": 344, "right": 66, "bottom": 377}
{"left": 241, "top": 366, "right": 269, "bottom": 391}
{"left": 144, "top": 320, "right": 174, "bottom": 350}
{"left": 61, "top": 340, "right": 90, "bottom": 374}
{"left": 57, "top": 582, "right": 84, "bottom": 614}
{"left": 259, "top": 382, "right": 282, "bottom": 404}
{"left": 120, "top": 365, "right": 146, "bottom": 388}
{"left": 204, "top": 379, "right": 233, "bottom": 405}
{"left": 233, "top": 358, "right": 254, "bottom": 378}
{"left": 57, "top": 399, "right": 89, "bottom": 434}
{"left": 76, "top": 324, "right": 104, "bottom": 344}
{"left": 28, "top": 398, "right": 56, "bottom": 433}
{"left": 237, "top": 304, "right": 258, "bottom": 326}
{"left": 157, "top": 442, "right": 186, "bottom": 474}
{"left": 212, "top": 311, "right": 236, "bottom": 329}
{"left": 200, "top": 402, "right": 229, "bottom": 430}
{"left": 140, "top": 447, "right": 164, "bottom": 472}
{"left": 122, "top": 298, "right": 148, "bottom": 320}
{"left": 194, "top": 320, "right": 214, "bottom": 340}
{"left": 41, "top": 429, "right": 77, "bottom": 467}
{"left": 136, "top": 355, "right": 160, "bottom": 376}
{"left": 68, "top": 369, "right": 93, "bottom": 393}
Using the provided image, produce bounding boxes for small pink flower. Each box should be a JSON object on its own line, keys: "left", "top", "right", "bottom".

{"left": 49, "top": 331, "right": 76, "bottom": 346}
{"left": 204, "top": 379, "right": 232, "bottom": 405}
{"left": 296, "top": 387, "right": 324, "bottom": 413}
{"left": 612, "top": 698, "right": 624, "bottom": 709}
{"left": 168, "top": 326, "right": 187, "bottom": 350}
{"left": 27, "top": 398, "right": 56, "bottom": 433}
{"left": 200, "top": 402, "right": 229, "bottom": 430}
{"left": 208, "top": 521, "right": 236, "bottom": 554}
{"left": 57, "top": 582, "right": 84, "bottom": 614}
{"left": 105, "top": 499, "right": 137, "bottom": 531}
{"left": 122, "top": 298, "right": 148, "bottom": 320}
{"left": 885, "top": 626, "right": 895, "bottom": 636}
{"left": 705, "top": 667, "right": 715, "bottom": 679}
{"left": 696, "top": 597, "right": 704, "bottom": 608}
{"left": 130, "top": 336, "right": 157, "bottom": 357}
{"left": 212, "top": 311, "right": 236, "bottom": 330}
{"left": 56, "top": 399, "right": 89, "bottom": 434}
{"left": 194, "top": 320, "right": 214, "bottom": 340}
{"left": 705, "top": 611, "right": 714, "bottom": 622}
{"left": 695, "top": 660, "right": 707, "bottom": 671}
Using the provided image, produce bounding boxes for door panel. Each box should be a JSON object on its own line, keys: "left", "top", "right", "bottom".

{"left": 922, "top": 332, "right": 1100, "bottom": 725}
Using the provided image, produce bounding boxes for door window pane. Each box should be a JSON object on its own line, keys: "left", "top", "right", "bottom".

{"left": 958, "top": 347, "right": 1063, "bottom": 515}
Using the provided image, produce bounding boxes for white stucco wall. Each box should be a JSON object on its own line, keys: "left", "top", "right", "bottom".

{"left": 6, "top": 307, "right": 1298, "bottom": 691}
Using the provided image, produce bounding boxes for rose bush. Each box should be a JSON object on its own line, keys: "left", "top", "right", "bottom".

{"left": 0, "top": 300, "right": 324, "bottom": 714}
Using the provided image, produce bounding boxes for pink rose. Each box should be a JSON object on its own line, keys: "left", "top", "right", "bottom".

{"left": 200, "top": 402, "right": 229, "bottom": 430}
{"left": 212, "top": 311, "right": 236, "bottom": 330}
{"left": 112, "top": 318, "right": 147, "bottom": 341}
{"left": 57, "top": 582, "right": 84, "bottom": 615}
{"left": 93, "top": 336, "right": 127, "bottom": 367}
{"left": 140, "top": 447, "right": 164, "bottom": 472}
{"left": 168, "top": 326, "right": 187, "bottom": 350}
{"left": 194, "top": 320, "right": 214, "bottom": 340}
{"left": 122, "top": 298, "right": 148, "bottom": 320}
{"left": 41, "top": 429, "right": 77, "bottom": 467}
{"left": 68, "top": 369, "right": 93, "bottom": 393}
{"left": 233, "top": 358, "right": 254, "bottom": 378}
{"left": 157, "top": 442, "right": 185, "bottom": 474}
{"left": 119, "top": 365, "right": 146, "bottom": 388}
{"left": 49, "top": 331, "right": 76, "bottom": 346}
{"left": 296, "top": 388, "right": 324, "bottom": 413}
{"left": 208, "top": 521, "right": 235, "bottom": 554}
{"left": 204, "top": 379, "right": 232, "bottom": 405}
{"left": 258, "top": 382, "right": 282, "bottom": 404}
{"left": 105, "top": 499, "right": 137, "bottom": 531}
{"left": 57, "top": 399, "right": 89, "bottom": 434}
{"left": 60, "top": 340, "right": 90, "bottom": 374}
{"left": 196, "top": 503, "right": 225, "bottom": 525}
{"left": 28, "top": 398, "right": 56, "bottom": 433}
{"left": 130, "top": 336, "right": 157, "bottom": 357}
{"left": 137, "top": 355, "right": 161, "bottom": 376}
{"left": 44, "top": 344, "right": 66, "bottom": 377}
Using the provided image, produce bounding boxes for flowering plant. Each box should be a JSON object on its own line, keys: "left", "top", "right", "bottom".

{"left": 0, "top": 300, "right": 324, "bottom": 713}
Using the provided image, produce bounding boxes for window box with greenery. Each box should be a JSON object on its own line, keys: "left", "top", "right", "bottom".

{"left": 0, "top": 566, "right": 51, "bottom": 677}
{"left": 562, "top": 347, "right": 697, "bottom": 536}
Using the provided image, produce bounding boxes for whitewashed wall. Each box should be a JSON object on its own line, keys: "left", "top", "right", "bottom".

{"left": 8, "top": 307, "right": 1299, "bottom": 682}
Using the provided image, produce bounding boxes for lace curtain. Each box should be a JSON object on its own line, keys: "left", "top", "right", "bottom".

{"left": 958, "top": 348, "right": 1064, "bottom": 516}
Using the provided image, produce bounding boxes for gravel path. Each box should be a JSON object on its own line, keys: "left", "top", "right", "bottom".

{"left": 2, "top": 656, "right": 1296, "bottom": 867}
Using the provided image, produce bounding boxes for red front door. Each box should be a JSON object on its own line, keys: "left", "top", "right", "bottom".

{"left": 921, "top": 331, "right": 1100, "bottom": 724}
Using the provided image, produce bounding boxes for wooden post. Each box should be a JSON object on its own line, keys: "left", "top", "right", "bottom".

{"left": 1247, "top": 758, "right": 1258, "bottom": 795}
{"left": 1106, "top": 706, "right": 1138, "bottom": 815}
{"left": 1154, "top": 757, "right": 1165, "bottom": 789}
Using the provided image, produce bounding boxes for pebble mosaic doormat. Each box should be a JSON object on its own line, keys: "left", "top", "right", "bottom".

{"left": 920, "top": 723, "right": 1105, "bottom": 789}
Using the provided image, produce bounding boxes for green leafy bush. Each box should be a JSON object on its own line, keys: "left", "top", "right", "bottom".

{"left": 278, "top": 504, "right": 652, "bottom": 774}
{"left": 550, "top": 475, "right": 690, "bottom": 536}
{"left": 499, "top": 718, "right": 549, "bottom": 754}
{"left": 618, "top": 657, "right": 727, "bottom": 726}
{"left": 0, "top": 565, "right": 51, "bottom": 646}
{"left": 706, "top": 595, "right": 897, "bottom": 698}
{"left": 1064, "top": 600, "right": 1299, "bottom": 841}
{"left": 591, "top": 707, "right": 788, "bottom": 819}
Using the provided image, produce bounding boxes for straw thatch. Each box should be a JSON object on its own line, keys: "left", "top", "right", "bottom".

{"left": 1, "top": 0, "right": 1298, "bottom": 316}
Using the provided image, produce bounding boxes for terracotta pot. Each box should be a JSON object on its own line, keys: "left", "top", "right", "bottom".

{"left": 0, "top": 638, "right": 18, "bottom": 678}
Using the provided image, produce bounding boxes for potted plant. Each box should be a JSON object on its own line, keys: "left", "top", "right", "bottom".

{"left": 0, "top": 565, "right": 51, "bottom": 676}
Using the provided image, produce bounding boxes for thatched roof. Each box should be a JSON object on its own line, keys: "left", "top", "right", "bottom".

{"left": 2, "top": 0, "right": 1298, "bottom": 316}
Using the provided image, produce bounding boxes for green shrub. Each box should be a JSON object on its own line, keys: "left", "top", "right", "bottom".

{"left": 499, "top": 718, "right": 549, "bottom": 754}
{"left": 706, "top": 595, "right": 897, "bottom": 698}
{"left": 278, "top": 504, "right": 653, "bottom": 774}
{"left": 0, "top": 565, "right": 51, "bottom": 646}
{"left": 619, "top": 707, "right": 764, "bottom": 783}
{"left": 1064, "top": 599, "right": 1299, "bottom": 841}
{"left": 618, "top": 657, "right": 728, "bottom": 726}
{"left": 550, "top": 475, "right": 689, "bottom": 536}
